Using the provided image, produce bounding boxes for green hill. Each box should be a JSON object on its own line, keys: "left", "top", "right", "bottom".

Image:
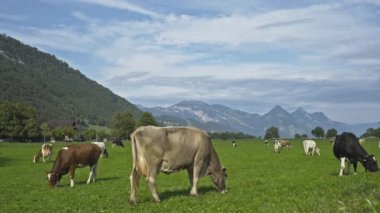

{"left": 0, "top": 34, "right": 141, "bottom": 125}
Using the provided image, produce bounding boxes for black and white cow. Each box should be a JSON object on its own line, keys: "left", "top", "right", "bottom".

{"left": 333, "top": 132, "right": 378, "bottom": 176}
{"left": 112, "top": 138, "right": 124, "bottom": 148}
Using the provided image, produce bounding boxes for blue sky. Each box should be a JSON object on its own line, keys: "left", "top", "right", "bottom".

{"left": 1, "top": 0, "right": 380, "bottom": 124}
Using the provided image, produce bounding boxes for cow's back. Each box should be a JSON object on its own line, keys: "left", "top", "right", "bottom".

{"left": 54, "top": 144, "right": 101, "bottom": 168}
{"left": 72, "top": 144, "right": 102, "bottom": 165}
{"left": 333, "top": 132, "right": 367, "bottom": 159}
{"left": 132, "top": 126, "right": 212, "bottom": 174}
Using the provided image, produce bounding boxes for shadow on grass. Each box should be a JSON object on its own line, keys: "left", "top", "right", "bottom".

{"left": 55, "top": 176, "right": 122, "bottom": 188}
{"left": 159, "top": 186, "right": 215, "bottom": 201}
{"left": 0, "top": 156, "right": 16, "bottom": 167}
{"left": 95, "top": 176, "right": 122, "bottom": 182}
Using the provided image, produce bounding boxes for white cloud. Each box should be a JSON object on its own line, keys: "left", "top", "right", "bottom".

{"left": 77, "top": 0, "right": 160, "bottom": 17}
{"left": 2, "top": 0, "right": 380, "bottom": 123}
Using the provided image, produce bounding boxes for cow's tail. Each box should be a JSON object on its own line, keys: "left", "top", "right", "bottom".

{"left": 130, "top": 131, "right": 138, "bottom": 170}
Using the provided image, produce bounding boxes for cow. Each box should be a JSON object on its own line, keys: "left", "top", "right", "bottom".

{"left": 359, "top": 138, "right": 365, "bottom": 145}
{"left": 47, "top": 143, "right": 102, "bottom": 187}
{"left": 303, "top": 140, "right": 320, "bottom": 156}
{"left": 232, "top": 140, "right": 237, "bottom": 147}
{"left": 129, "top": 126, "right": 227, "bottom": 204}
{"left": 333, "top": 132, "right": 378, "bottom": 176}
{"left": 91, "top": 142, "right": 109, "bottom": 158}
{"left": 274, "top": 140, "right": 282, "bottom": 153}
{"left": 112, "top": 138, "right": 124, "bottom": 148}
{"left": 264, "top": 140, "right": 269, "bottom": 147}
{"left": 33, "top": 143, "right": 53, "bottom": 163}
{"left": 277, "top": 139, "right": 292, "bottom": 148}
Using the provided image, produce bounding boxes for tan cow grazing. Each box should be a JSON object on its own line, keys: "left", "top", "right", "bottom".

{"left": 47, "top": 144, "right": 102, "bottom": 187}
{"left": 277, "top": 139, "right": 292, "bottom": 149}
{"left": 33, "top": 143, "right": 53, "bottom": 163}
{"left": 129, "top": 126, "right": 227, "bottom": 204}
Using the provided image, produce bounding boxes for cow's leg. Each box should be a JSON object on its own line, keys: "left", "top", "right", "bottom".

{"left": 339, "top": 157, "right": 345, "bottom": 176}
{"left": 352, "top": 160, "right": 358, "bottom": 175}
{"left": 147, "top": 166, "right": 160, "bottom": 203}
{"left": 187, "top": 168, "right": 194, "bottom": 187}
{"left": 190, "top": 159, "right": 204, "bottom": 196}
{"left": 87, "top": 165, "right": 97, "bottom": 184}
{"left": 129, "top": 167, "right": 141, "bottom": 205}
{"left": 42, "top": 156, "right": 46, "bottom": 163}
{"left": 69, "top": 167, "right": 76, "bottom": 187}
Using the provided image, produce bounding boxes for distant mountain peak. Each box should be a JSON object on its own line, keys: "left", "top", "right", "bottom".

{"left": 311, "top": 112, "right": 329, "bottom": 121}
{"left": 174, "top": 100, "right": 208, "bottom": 107}
{"left": 268, "top": 105, "right": 288, "bottom": 114}
{"left": 294, "top": 107, "right": 306, "bottom": 114}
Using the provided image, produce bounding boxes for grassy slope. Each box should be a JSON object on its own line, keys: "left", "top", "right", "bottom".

{"left": 0, "top": 139, "right": 379, "bottom": 212}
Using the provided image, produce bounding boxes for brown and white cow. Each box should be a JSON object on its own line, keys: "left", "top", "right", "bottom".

{"left": 91, "top": 142, "right": 109, "bottom": 158}
{"left": 47, "top": 144, "right": 102, "bottom": 187}
{"left": 129, "top": 126, "right": 227, "bottom": 204}
{"left": 33, "top": 143, "right": 53, "bottom": 163}
{"left": 277, "top": 139, "right": 292, "bottom": 148}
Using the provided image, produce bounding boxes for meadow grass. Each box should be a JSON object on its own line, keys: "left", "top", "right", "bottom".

{"left": 0, "top": 139, "right": 379, "bottom": 212}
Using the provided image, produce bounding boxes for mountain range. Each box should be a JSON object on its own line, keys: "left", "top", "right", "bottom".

{"left": 1, "top": 34, "right": 378, "bottom": 136}
{"left": 138, "top": 101, "right": 380, "bottom": 137}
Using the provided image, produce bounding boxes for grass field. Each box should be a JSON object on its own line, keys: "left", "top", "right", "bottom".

{"left": 1, "top": 139, "right": 379, "bottom": 212}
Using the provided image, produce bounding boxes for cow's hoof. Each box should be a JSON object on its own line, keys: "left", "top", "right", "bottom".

{"left": 152, "top": 198, "right": 160, "bottom": 203}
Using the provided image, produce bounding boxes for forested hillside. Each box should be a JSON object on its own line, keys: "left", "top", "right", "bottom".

{"left": 0, "top": 34, "right": 141, "bottom": 125}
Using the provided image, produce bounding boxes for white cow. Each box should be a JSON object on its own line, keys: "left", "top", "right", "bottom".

{"left": 91, "top": 142, "right": 108, "bottom": 158}
{"left": 274, "top": 140, "right": 282, "bottom": 153}
{"left": 303, "top": 140, "right": 320, "bottom": 156}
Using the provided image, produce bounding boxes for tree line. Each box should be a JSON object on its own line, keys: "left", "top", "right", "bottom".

{"left": 1, "top": 101, "right": 379, "bottom": 142}
{"left": 0, "top": 101, "right": 157, "bottom": 142}
{"left": 263, "top": 126, "right": 379, "bottom": 139}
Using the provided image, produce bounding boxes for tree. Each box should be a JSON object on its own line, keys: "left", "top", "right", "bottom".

{"left": 294, "top": 133, "right": 308, "bottom": 139}
{"left": 83, "top": 128, "right": 97, "bottom": 141}
{"left": 361, "top": 128, "right": 380, "bottom": 138}
{"left": 326, "top": 128, "right": 337, "bottom": 139}
{"left": 40, "top": 123, "right": 52, "bottom": 143}
{"left": 52, "top": 126, "right": 76, "bottom": 141}
{"left": 264, "top": 126, "right": 279, "bottom": 139}
{"left": 0, "top": 101, "right": 39, "bottom": 140}
{"left": 311, "top": 127, "right": 325, "bottom": 138}
{"left": 111, "top": 111, "right": 135, "bottom": 139}
{"left": 135, "top": 112, "right": 157, "bottom": 128}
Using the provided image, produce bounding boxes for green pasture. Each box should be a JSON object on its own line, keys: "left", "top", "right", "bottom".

{"left": 0, "top": 139, "right": 379, "bottom": 212}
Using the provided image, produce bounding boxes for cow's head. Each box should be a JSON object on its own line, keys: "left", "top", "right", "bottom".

{"left": 210, "top": 167, "right": 227, "bottom": 193}
{"left": 47, "top": 171, "right": 62, "bottom": 187}
{"left": 364, "top": 155, "right": 379, "bottom": 172}
{"left": 315, "top": 147, "right": 321, "bottom": 156}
